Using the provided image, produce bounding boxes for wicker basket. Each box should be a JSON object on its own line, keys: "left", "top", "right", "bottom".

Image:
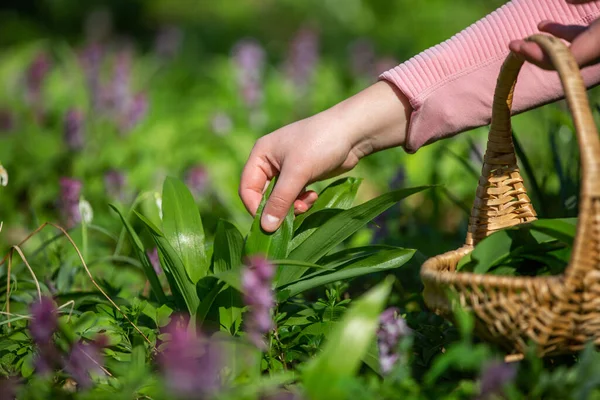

{"left": 420, "top": 34, "right": 600, "bottom": 357}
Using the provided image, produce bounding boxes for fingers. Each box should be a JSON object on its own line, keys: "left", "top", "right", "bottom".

{"left": 569, "top": 18, "right": 600, "bottom": 68}
{"left": 509, "top": 40, "right": 553, "bottom": 70}
{"left": 539, "top": 21, "right": 587, "bottom": 43}
{"left": 294, "top": 190, "right": 318, "bottom": 215}
{"left": 509, "top": 19, "right": 590, "bottom": 70}
{"left": 239, "top": 147, "right": 277, "bottom": 217}
{"left": 261, "top": 165, "right": 309, "bottom": 232}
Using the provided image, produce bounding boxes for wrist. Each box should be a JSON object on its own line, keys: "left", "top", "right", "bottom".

{"left": 328, "top": 80, "right": 412, "bottom": 158}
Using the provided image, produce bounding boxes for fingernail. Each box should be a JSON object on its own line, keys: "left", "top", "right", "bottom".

{"left": 263, "top": 214, "right": 280, "bottom": 230}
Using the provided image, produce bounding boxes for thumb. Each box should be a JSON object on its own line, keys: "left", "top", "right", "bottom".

{"left": 261, "top": 166, "right": 308, "bottom": 232}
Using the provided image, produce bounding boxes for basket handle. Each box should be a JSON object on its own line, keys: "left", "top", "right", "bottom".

{"left": 466, "top": 34, "right": 600, "bottom": 261}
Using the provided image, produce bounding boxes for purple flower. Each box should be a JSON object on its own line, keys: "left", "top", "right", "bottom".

{"left": 242, "top": 256, "right": 275, "bottom": 349}
{"left": 0, "top": 376, "right": 19, "bottom": 400}
{"left": 285, "top": 28, "right": 319, "bottom": 93}
{"left": 78, "top": 43, "right": 105, "bottom": 111}
{"left": 64, "top": 336, "right": 108, "bottom": 389}
{"left": 349, "top": 38, "right": 375, "bottom": 79}
{"left": 146, "top": 248, "right": 162, "bottom": 275}
{"left": 111, "top": 48, "right": 133, "bottom": 118}
{"left": 104, "top": 169, "right": 127, "bottom": 200}
{"left": 0, "top": 108, "right": 15, "bottom": 133}
{"left": 377, "top": 307, "right": 411, "bottom": 374}
{"left": 26, "top": 53, "right": 50, "bottom": 100}
{"left": 210, "top": 111, "right": 233, "bottom": 136}
{"left": 184, "top": 166, "right": 208, "bottom": 198}
{"left": 64, "top": 109, "right": 85, "bottom": 151}
{"left": 59, "top": 177, "right": 82, "bottom": 228}
{"left": 158, "top": 315, "right": 221, "bottom": 397}
{"left": 233, "top": 39, "right": 265, "bottom": 108}
{"left": 477, "top": 360, "right": 517, "bottom": 399}
{"left": 154, "top": 25, "right": 183, "bottom": 60}
{"left": 123, "top": 92, "right": 148, "bottom": 131}
{"left": 30, "top": 297, "right": 58, "bottom": 344}
{"left": 29, "top": 297, "right": 62, "bottom": 374}
{"left": 374, "top": 56, "right": 398, "bottom": 76}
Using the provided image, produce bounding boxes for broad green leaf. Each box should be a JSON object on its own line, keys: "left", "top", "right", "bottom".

{"left": 459, "top": 217, "right": 577, "bottom": 274}
{"left": 278, "top": 248, "right": 414, "bottom": 299}
{"left": 135, "top": 210, "right": 199, "bottom": 315}
{"left": 273, "top": 258, "right": 331, "bottom": 288}
{"left": 303, "top": 277, "right": 393, "bottom": 400}
{"left": 196, "top": 277, "right": 225, "bottom": 325}
{"left": 109, "top": 205, "right": 167, "bottom": 304}
{"left": 244, "top": 179, "right": 294, "bottom": 259}
{"left": 288, "top": 186, "right": 430, "bottom": 266}
{"left": 293, "top": 177, "right": 362, "bottom": 229}
{"left": 216, "top": 287, "right": 244, "bottom": 335}
{"left": 289, "top": 208, "right": 343, "bottom": 253}
{"left": 162, "top": 177, "right": 209, "bottom": 283}
{"left": 526, "top": 218, "right": 577, "bottom": 245}
{"left": 212, "top": 220, "right": 244, "bottom": 274}
{"left": 213, "top": 268, "right": 243, "bottom": 293}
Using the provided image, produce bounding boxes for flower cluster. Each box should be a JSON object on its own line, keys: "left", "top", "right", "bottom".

{"left": 242, "top": 256, "right": 275, "bottom": 349}
{"left": 59, "top": 177, "right": 83, "bottom": 228}
{"left": 285, "top": 28, "right": 319, "bottom": 94}
{"left": 349, "top": 38, "right": 376, "bottom": 80}
{"left": 477, "top": 360, "right": 517, "bottom": 399}
{"left": 104, "top": 169, "right": 127, "bottom": 201}
{"left": 29, "top": 296, "right": 106, "bottom": 388}
{"left": 233, "top": 39, "right": 265, "bottom": 109}
{"left": 158, "top": 315, "right": 221, "bottom": 398}
{"left": 377, "top": 307, "right": 411, "bottom": 374}
{"left": 64, "top": 108, "right": 85, "bottom": 151}
{"left": 184, "top": 165, "right": 208, "bottom": 199}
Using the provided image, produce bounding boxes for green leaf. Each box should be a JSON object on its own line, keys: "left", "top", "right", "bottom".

{"left": 109, "top": 205, "right": 167, "bottom": 304}
{"left": 303, "top": 277, "right": 393, "bottom": 400}
{"left": 196, "top": 277, "right": 225, "bottom": 325}
{"left": 293, "top": 177, "right": 362, "bottom": 229}
{"left": 244, "top": 179, "right": 294, "bottom": 259}
{"left": 273, "top": 258, "right": 331, "bottom": 288}
{"left": 213, "top": 268, "right": 243, "bottom": 293}
{"left": 212, "top": 220, "right": 244, "bottom": 274}
{"left": 459, "top": 217, "right": 577, "bottom": 274}
{"left": 278, "top": 248, "right": 414, "bottom": 299}
{"left": 216, "top": 288, "right": 244, "bottom": 335}
{"left": 526, "top": 218, "right": 577, "bottom": 245}
{"left": 288, "top": 186, "right": 430, "bottom": 267}
{"left": 289, "top": 208, "right": 343, "bottom": 252}
{"left": 162, "top": 177, "right": 209, "bottom": 283}
{"left": 135, "top": 210, "right": 199, "bottom": 315}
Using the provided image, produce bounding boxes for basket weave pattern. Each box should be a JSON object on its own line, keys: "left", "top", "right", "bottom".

{"left": 421, "top": 34, "right": 600, "bottom": 356}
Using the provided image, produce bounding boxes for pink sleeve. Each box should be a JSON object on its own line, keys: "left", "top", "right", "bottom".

{"left": 379, "top": 0, "right": 600, "bottom": 153}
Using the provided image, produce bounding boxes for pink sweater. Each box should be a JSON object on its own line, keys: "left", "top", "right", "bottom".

{"left": 380, "top": 0, "right": 600, "bottom": 153}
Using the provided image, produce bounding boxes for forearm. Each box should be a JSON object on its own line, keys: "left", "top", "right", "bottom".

{"left": 380, "top": 0, "right": 600, "bottom": 153}
{"left": 318, "top": 81, "right": 412, "bottom": 160}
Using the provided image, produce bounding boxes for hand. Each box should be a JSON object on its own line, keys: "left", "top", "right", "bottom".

{"left": 239, "top": 80, "right": 411, "bottom": 232}
{"left": 509, "top": 12, "right": 600, "bottom": 70}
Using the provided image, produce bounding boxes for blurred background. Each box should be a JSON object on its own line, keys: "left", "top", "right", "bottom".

{"left": 0, "top": 0, "right": 590, "bottom": 258}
